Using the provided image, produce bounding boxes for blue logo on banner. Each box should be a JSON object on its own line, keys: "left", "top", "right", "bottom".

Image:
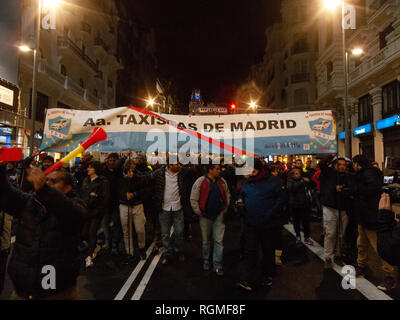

{"left": 308, "top": 118, "right": 334, "bottom": 145}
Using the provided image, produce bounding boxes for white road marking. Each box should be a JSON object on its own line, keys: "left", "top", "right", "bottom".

{"left": 131, "top": 248, "right": 162, "bottom": 300}
{"left": 114, "top": 242, "right": 155, "bottom": 300}
{"left": 283, "top": 223, "right": 393, "bottom": 300}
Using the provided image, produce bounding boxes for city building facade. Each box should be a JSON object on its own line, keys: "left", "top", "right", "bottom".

{"left": 316, "top": 0, "right": 400, "bottom": 168}
{"left": 19, "top": 0, "right": 122, "bottom": 151}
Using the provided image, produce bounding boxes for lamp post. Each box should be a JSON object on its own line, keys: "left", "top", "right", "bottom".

{"left": 323, "top": 0, "right": 354, "bottom": 158}
{"left": 29, "top": 0, "right": 42, "bottom": 156}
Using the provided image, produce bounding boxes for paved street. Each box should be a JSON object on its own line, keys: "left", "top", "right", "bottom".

{"left": 2, "top": 214, "right": 398, "bottom": 301}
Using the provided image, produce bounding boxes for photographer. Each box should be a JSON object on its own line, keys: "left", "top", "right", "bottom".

{"left": 377, "top": 193, "right": 400, "bottom": 266}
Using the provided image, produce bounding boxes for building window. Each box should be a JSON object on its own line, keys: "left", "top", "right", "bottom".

{"left": 382, "top": 80, "right": 400, "bottom": 117}
{"left": 326, "top": 19, "right": 333, "bottom": 47}
{"left": 281, "top": 89, "right": 287, "bottom": 102}
{"left": 379, "top": 23, "right": 394, "bottom": 49}
{"left": 60, "top": 64, "right": 67, "bottom": 76}
{"left": 93, "top": 89, "right": 98, "bottom": 97}
{"left": 29, "top": 91, "right": 48, "bottom": 122}
{"left": 79, "top": 78, "right": 85, "bottom": 88}
{"left": 326, "top": 61, "right": 333, "bottom": 81}
{"left": 291, "top": 36, "right": 308, "bottom": 55}
{"left": 294, "top": 88, "right": 308, "bottom": 105}
{"left": 358, "top": 94, "right": 373, "bottom": 125}
{"left": 108, "top": 80, "right": 113, "bottom": 89}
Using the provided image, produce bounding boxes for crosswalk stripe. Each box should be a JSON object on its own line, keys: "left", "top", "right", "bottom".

{"left": 114, "top": 242, "right": 155, "bottom": 300}
{"left": 283, "top": 223, "right": 393, "bottom": 300}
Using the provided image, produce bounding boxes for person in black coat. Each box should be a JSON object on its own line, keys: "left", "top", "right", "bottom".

{"left": 0, "top": 164, "right": 88, "bottom": 300}
{"left": 352, "top": 154, "right": 396, "bottom": 292}
{"left": 377, "top": 193, "right": 400, "bottom": 267}
{"left": 80, "top": 161, "right": 110, "bottom": 268}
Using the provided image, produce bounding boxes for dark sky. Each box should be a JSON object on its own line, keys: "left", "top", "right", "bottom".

{"left": 133, "top": 0, "right": 280, "bottom": 108}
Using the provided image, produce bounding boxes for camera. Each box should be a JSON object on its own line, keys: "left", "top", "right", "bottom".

{"left": 382, "top": 175, "right": 400, "bottom": 204}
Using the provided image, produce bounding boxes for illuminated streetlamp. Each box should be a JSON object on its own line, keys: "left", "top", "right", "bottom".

{"left": 351, "top": 47, "right": 364, "bottom": 56}
{"left": 18, "top": 45, "right": 32, "bottom": 52}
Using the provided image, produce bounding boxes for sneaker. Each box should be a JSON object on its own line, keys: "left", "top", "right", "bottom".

{"left": 215, "top": 268, "right": 224, "bottom": 276}
{"left": 178, "top": 253, "right": 185, "bottom": 262}
{"left": 304, "top": 238, "right": 313, "bottom": 246}
{"left": 203, "top": 263, "right": 210, "bottom": 271}
{"left": 139, "top": 248, "right": 147, "bottom": 260}
{"left": 85, "top": 256, "right": 93, "bottom": 268}
{"left": 324, "top": 258, "right": 332, "bottom": 269}
{"left": 161, "top": 257, "right": 168, "bottom": 265}
{"left": 355, "top": 266, "right": 366, "bottom": 278}
{"left": 377, "top": 277, "right": 396, "bottom": 292}
{"left": 262, "top": 276, "right": 273, "bottom": 287}
{"left": 237, "top": 280, "right": 253, "bottom": 291}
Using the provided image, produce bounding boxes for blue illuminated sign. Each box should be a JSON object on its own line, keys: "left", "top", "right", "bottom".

{"left": 354, "top": 123, "right": 372, "bottom": 136}
{"left": 376, "top": 114, "right": 400, "bottom": 130}
{"left": 339, "top": 131, "right": 345, "bottom": 140}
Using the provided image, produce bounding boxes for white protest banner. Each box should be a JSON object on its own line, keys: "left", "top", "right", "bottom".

{"left": 40, "top": 106, "right": 337, "bottom": 156}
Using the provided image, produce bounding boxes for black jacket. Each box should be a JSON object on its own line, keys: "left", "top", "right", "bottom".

{"left": 137, "top": 166, "right": 195, "bottom": 214}
{"left": 0, "top": 165, "right": 88, "bottom": 298}
{"left": 319, "top": 160, "right": 353, "bottom": 210}
{"left": 287, "top": 177, "right": 313, "bottom": 208}
{"left": 101, "top": 157, "right": 125, "bottom": 206}
{"left": 80, "top": 176, "right": 110, "bottom": 218}
{"left": 377, "top": 209, "right": 400, "bottom": 266}
{"left": 119, "top": 174, "right": 147, "bottom": 206}
{"left": 353, "top": 166, "right": 383, "bottom": 230}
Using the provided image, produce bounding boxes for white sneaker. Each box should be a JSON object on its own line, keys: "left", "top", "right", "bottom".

{"left": 85, "top": 256, "right": 93, "bottom": 268}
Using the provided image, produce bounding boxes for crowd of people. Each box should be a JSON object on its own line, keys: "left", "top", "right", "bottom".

{"left": 0, "top": 149, "right": 399, "bottom": 299}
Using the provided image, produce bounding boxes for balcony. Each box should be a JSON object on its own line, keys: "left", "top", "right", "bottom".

{"left": 368, "top": 0, "right": 396, "bottom": 26}
{"left": 57, "top": 35, "right": 99, "bottom": 73}
{"left": 291, "top": 73, "right": 310, "bottom": 83}
{"left": 349, "top": 34, "right": 400, "bottom": 85}
{"left": 81, "top": 22, "right": 92, "bottom": 34}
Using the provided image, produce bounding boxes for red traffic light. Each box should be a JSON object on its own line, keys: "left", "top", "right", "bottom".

{"left": 230, "top": 104, "right": 236, "bottom": 110}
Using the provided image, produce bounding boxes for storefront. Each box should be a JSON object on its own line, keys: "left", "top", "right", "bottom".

{"left": 377, "top": 114, "right": 400, "bottom": 169}
{"left": 354, "top": 123, "right": 374, "bottom": 161}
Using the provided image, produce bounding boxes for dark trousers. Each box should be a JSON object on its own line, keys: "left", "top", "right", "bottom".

{"left": 110, "top": 204, "right": 122, "bottom": 249}
{"left": 82, "top": 217, "right": 102, "bottom": 256}
{"left": 0, "top": 249, "right": 9, "bottom": 295}
{"left": 292, "top": 207, "right": 311, "bottom": 238}
{"left": 241, "top": 225, "right": 279, "bottom": 283}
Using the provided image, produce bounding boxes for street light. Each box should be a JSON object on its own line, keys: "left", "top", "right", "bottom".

{"left": 323, "top": 0, "right": 352, "bottom": 159}
{"left": 352, "top": 48, "right": 364, "bottom": 56}
{"left": 21, "top": 0, "right": 62, "bottom": 155}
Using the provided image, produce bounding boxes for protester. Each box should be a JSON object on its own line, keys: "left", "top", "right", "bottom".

{"left": 73, "top": 151, "right": 93, "bottom": 190}
{"left": 352, "top": 154, "right": 397, "bottom": 291}
{"left": 287, "top": 167, "right": 314, "bottom": 245}
{"left": 0, "top": 163, "right": 88, "bottom": 300}
{"left": 119, "top": 160, "right": 147, "bottom": 260}
{"left": 80, "top": 161, "right": 110, "bottom": 268}
{"left": 236, "top": 158, "right": 284, "bottom": 291}
{"left": 40, "top": 155, "right": 55, "bottom": 172}
{"left": 101, "top": 152, "right": 126, "bottom": 253}
{"left": 190, "top": 163, "right": 230, "bottom": 275}
{"left": 319, "top": 157, "right": 352, "bottom": 268}
{"left": 377, "top": 193, "right": 400, "bottom": 266}
{"left": 0, "top": 210, "right": 12, "bottom": 295}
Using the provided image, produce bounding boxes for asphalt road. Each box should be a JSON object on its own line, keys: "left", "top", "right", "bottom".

{"left": 1, "top": 214, "right": 398, "bottom": 300}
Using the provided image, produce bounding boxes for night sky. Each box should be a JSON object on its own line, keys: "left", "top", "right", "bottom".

{"left": 133, "top": 0, "right": 280, "bottom": 109}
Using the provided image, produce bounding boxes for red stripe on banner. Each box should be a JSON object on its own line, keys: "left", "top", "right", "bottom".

{"left": 125, "top": 106, "right": 259, "bottom": 157}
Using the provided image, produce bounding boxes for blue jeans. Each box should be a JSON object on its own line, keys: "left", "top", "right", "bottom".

{"left": 199, "top": 215, "right": 225, "bottom": 269}
{"left": 159, "top": 209, "right": 184, "bottom": 257}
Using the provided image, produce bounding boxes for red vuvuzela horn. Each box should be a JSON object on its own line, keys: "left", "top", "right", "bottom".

{"left": 44, "top": 127, "right": 107, "bottom": 175}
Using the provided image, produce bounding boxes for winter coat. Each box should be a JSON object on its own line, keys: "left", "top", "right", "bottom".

{"left": 377, "top": 209, "right": 400, "bottom": 266}
{"left": 353, "top": 166, "right": 383, "bottom": 230}
{"left": 0, "top": 164, "right": 88, "bottom": 298}
{"left": 287, "top": 177, "right": 312, "bottom": 209}
{"left": 101, "top": 157, "right": 126, "bottom": 206}
{"left": 190, "top": 176, "right": 230, "bottom": 219}
{"left": 319, "top": 160, "right": 353, "bottom": 210}
{"left": 119, "top": 174, "right": 148, "bottom": 206}
{"left": 136, "top": 166, "right": 195, "bottom": 215}
{"left": 80, "top": 176, "right": 110, "bottom": 218}
{"left": 239, "top": 170, "right": 284, "bottom": 230}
